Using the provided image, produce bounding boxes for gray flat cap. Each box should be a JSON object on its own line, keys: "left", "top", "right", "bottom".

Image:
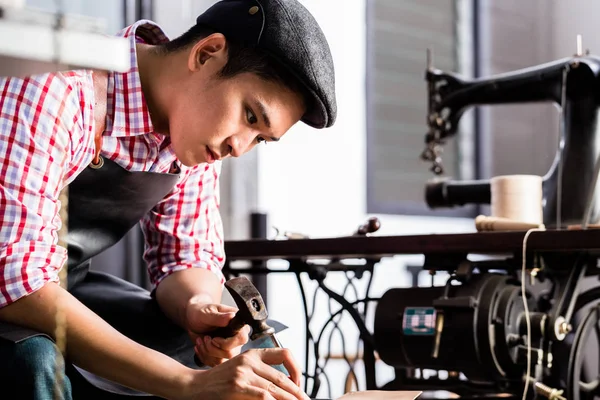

{"left": 196, "top": 0, "right": 337, "bottom": 129}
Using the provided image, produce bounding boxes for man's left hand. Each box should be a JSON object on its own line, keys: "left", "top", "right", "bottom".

{"left": 186, "top": 303, "right": 251, "bottom": 367}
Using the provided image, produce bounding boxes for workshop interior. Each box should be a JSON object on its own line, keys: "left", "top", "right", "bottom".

{"left": 1, "top": 0, "right": 599, "bottom": 399}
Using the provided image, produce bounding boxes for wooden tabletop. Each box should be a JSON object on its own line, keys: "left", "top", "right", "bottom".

{"left": 224, "top": 229, "right": 600, "bottom": 261}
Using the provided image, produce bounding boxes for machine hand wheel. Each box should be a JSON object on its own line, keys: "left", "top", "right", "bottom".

{"left": 567, "top": 303, "right": 600, "bottom": 400}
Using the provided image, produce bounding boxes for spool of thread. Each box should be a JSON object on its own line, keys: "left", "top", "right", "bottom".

{"left": 491, "top": 175, "right": 543, "bottom": 225}
{"left": 475, "top": 215, "right": 545, "bottom": 232}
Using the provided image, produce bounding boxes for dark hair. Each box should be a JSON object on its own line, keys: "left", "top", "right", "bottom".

{"left": 157, "top": 24, "right": 311, "bottom": 109}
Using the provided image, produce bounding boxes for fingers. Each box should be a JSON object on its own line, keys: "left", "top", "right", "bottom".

{"left": 212, "top": 325, "right": 251, "bottom": 350}
{"left": 198, "top": 335, "right": 240, "bottom": 360}
{"left": 246, "top": 349, "right": 309, "bottom": 400}
{"left": 194, "top": 336, "right": 224, "bottom": 367}
{"left": 251, "top": 375, "right": 302, "bottom": 400}
{"left": 199, "top": 308, "right": 237, "bottom": 328}
{"left": 186, "top": 302, "right": 240, "bottom": 334}
{"left": 195, "top": 324, "right": 251, "bottom": 366}
{"left": 239, "top": 386, "right": 276, "bottom": 400}
{"left": 211, "top": 303, "right": 238, "bottom": 313}
{"left": 253, "top": 348, "right": 304, "bottom": 388}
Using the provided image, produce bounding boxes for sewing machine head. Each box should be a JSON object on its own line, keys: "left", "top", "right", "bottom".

{"left": 420, "top": 36, "right": 600, "bottom": 228}
{"left": 421, "top": 36, "right": 600, "bottom": 176}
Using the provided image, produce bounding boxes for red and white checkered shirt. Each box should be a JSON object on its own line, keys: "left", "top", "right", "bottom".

{"left": 0, "top": 20, "right": 225, "bottom": 309}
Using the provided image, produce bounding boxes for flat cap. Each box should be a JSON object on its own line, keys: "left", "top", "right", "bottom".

{"left": 196, "top": 0, "right": 337, "bottom": 129}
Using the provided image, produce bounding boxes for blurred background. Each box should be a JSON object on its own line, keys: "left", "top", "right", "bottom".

{"left": 2, "top": 0, "right": 598, "bottom": 398}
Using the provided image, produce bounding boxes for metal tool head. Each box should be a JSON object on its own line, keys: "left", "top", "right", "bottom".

{"left": 225, "top": 276, "right": 275, "bottom": 341}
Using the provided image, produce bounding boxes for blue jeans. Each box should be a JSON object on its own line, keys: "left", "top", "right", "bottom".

{"left": 0, "top": 335, "right": 165, "bottom": 399}
{"left": 0, "top": 335, "right": 72, "bottom": 400}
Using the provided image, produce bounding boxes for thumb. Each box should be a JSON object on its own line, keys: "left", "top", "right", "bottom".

{"left": 211, "top": 303, "right": 238, "bottom": 315}
{"left": 200, "top": 304, "right": 237, "bottom": 327}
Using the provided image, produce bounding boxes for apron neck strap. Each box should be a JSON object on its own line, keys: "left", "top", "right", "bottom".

{"left": 91, "top": 70, "right": 108, "bottom": 168}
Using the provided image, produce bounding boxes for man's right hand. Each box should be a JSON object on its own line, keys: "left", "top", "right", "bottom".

{"left": 182, "top": 348, "right": 311, "bottom": 400}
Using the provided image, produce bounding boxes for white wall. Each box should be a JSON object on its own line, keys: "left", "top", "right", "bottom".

{"left": 153, "top": 0, "right": 216, "bottom": 38}
{"left": 552, "top": 0, "right": 600, "bottom": 59}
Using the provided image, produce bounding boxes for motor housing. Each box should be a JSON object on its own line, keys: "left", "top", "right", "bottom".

{"left": 373, "top": 273, "right": 536, "bottom": 384}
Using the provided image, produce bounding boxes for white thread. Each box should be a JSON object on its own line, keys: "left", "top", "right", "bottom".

{"left": 491, "top": 175, "right": 544, "bottom": 226}
{"left": 521, "top": 228, "right": 544, "bottom": 400}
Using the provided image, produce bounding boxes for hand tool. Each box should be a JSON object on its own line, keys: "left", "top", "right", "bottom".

{"left": 195, "top": 276, "right": 289, "bottom": 375}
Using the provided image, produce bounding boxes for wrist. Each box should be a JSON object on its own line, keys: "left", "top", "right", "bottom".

{"left": 176, "top": 368, "right": 206, "bottom": 400}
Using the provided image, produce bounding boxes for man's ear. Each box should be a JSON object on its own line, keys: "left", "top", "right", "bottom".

{"left": 188, "top": 33, "right": 227, "bottom": 72}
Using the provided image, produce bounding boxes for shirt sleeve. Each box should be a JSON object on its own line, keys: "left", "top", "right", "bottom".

{"left": 0, "top": 73, "right": 86, "bottom": 309}
{"left": 141, "top": 162, "right": 226, "bottom": 287}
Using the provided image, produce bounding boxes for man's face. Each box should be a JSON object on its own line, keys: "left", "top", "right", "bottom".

{"left": 167, "top": 51, "right": 305, "bottom": 167}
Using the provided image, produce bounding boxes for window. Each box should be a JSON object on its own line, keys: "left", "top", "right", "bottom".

{"left": 25, "top": 0, "right": 127, "bottom": 34}
{"left": 477, "top": 0, "right": 557, "bottom": 180}
{"left": 366, "top": 0, "right": 477, "bottom": 217}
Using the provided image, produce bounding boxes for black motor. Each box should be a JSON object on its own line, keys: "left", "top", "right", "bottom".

{"left": 373, "top": 273, "right": 539, "bottom": 385}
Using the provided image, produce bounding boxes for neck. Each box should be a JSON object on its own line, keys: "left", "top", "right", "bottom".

{"left": 136, "top": 43, "right": 173, "bottom": 134}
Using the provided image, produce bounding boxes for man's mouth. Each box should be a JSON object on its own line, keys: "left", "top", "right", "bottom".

{"left": 206, "top": 146, "right": 219, "bottom": 164}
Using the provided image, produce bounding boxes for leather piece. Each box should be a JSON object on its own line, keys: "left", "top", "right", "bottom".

{"left": 312, "top": 390, "right": 422, "bottom": 400}
{"left": 335, "top": 391, "right": 422, "bottom": 400}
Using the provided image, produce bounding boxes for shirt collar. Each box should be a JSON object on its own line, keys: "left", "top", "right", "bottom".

{"left": 105, "top": 20, "right": 170, "bottom": 137}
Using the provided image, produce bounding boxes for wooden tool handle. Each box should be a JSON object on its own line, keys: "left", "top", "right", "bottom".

{"left": 354, "top": 217, "right": 381, "bottom": 236}
{"left": 207, "top": 314, "right": 245, "bottom": 339}
{"left": 475, "top": 215, "right": 545, "bottom": 232}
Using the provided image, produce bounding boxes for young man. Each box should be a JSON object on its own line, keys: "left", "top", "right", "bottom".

{"left": 0, "top": 0, "right": 336, "bottom": 398}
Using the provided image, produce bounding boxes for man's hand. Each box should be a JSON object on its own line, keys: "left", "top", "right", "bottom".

{"left": 185, "top": 302, "right": 251, "bottom": 366}
{"left": 182, "top": 348, "right": 311, "bottom": 400}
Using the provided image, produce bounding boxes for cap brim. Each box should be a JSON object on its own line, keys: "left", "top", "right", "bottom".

{"left": 301, "top": 87, "right": 330, "bottom": 129}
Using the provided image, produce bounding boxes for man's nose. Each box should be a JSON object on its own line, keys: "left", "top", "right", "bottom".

{"left": 227, "top": 132, "right": 254, "bottom": 158}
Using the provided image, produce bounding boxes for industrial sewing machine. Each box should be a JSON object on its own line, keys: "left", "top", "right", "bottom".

{"left": 373, "top": 44, "right": 600, "bottom": 399}
{"left": 224, "top": 41, "right": 600, "bottom": 400}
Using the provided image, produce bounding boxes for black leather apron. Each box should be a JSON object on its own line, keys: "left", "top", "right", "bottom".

{"left": 0, "top": 154, "right": 204, "bottom": 395}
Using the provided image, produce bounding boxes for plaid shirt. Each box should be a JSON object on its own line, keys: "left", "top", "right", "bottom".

{"left": 0, "top": 20, "right": 225, "bottom": 309}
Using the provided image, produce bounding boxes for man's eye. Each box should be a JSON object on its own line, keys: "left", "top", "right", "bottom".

{"left": 246, "top": 108, "right": 258, "bottom": 124}
{"left": 257, "top": 136, "right": 267, "bottom": 144}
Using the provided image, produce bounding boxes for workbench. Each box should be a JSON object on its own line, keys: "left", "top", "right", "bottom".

{"left": 222, "top": 229, "right": 600, "bottom": 399}
{"left": 224, "top": 229, "right": 600, "bottom": 261}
